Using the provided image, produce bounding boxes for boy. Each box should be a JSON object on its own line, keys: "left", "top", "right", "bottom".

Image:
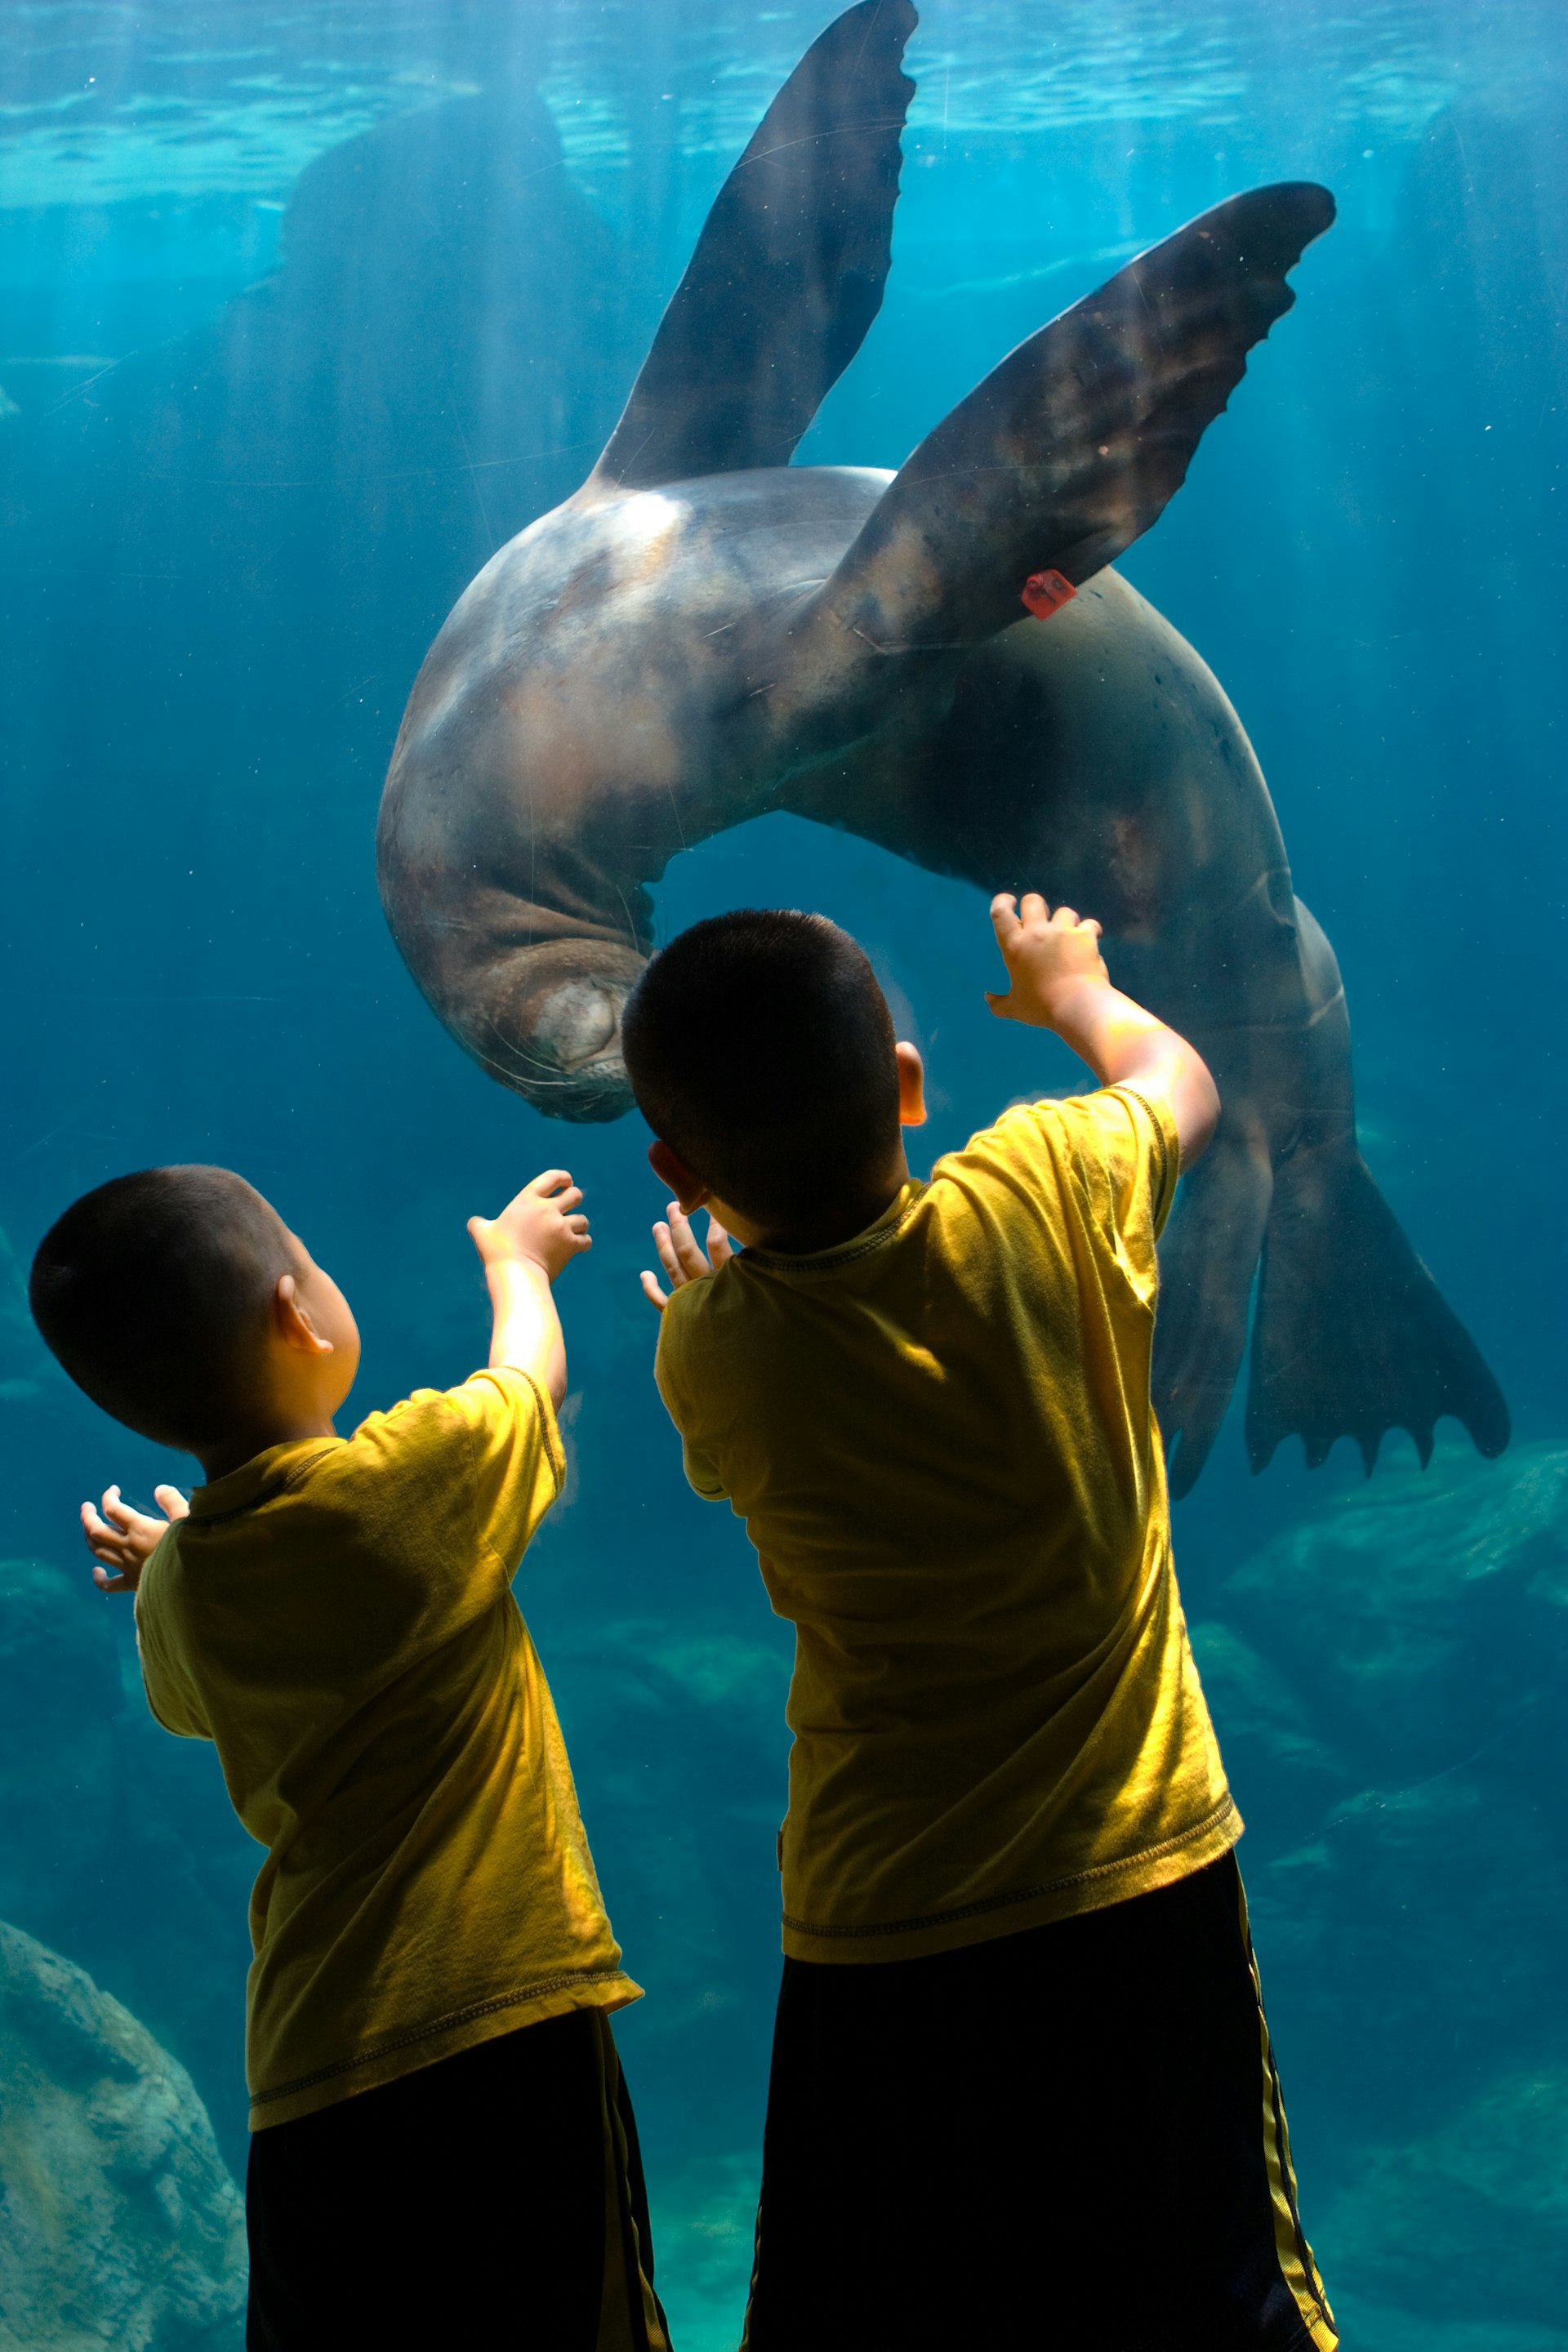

{"left": 626, "top": 893, "right": 1335, "bottom": 2352}
{"left": 30, "top": 1164, "right": 670, "bottom": 2352}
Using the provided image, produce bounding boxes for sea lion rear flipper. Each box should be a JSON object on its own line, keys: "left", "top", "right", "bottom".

{"left": 1153, "top": 1122, "right": 1276, "bottom": 1499}
{"left": 785, "top": 182, "right": 1334, "bottom": 657}
{"left": 1245, "top": 1145, "right": 1511, "bottom": 1477}
{"left": 590, "top": 1, "right": 917, "bottom": 492}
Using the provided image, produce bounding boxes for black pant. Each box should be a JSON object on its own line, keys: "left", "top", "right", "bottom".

{"left": 247, "top": 2009, "right": 666, "bottom": 2350}
{"left": 743, "top": 1854, "right": 1333, "bottom": 2351}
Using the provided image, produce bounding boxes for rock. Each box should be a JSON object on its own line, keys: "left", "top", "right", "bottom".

{"left": 0, "top": 1557, "right": 255, "bottom": 2167}
{"left": 1187, "top": 1620, "right": 1352, "bottom": 1847}
{"left": 1317, "top": 2065, "right": 1568, "bottom": 2331}
{"left": 1245, "top": 1764, "right": 1567, "bottom": 2136}
{"left": 1200, "top": 1438, "right": 1568, "bottom": 2154}
{"left": 0, "top": 1918, "right": 246, "bottom": 2350}
{"left": 1223, "top": 1440, "right": 1568, "bottom": 1781}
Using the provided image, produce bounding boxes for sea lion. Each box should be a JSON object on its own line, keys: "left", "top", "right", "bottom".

{"left": 378, "top": 0, "right": 1508, "bottom": 1491}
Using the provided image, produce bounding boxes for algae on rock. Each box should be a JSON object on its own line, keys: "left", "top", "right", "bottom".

{"left": 0, "top": 1919, "right": 246, "bottom": 2351}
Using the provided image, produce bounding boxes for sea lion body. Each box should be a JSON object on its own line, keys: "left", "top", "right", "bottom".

{"left": 384, "top": 462, "right": 1305, "bottom": 1109}
{"left": 380, "top": 1, "right": 1507, "bottom": 1486}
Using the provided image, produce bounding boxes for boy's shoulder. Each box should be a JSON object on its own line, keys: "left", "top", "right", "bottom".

{"left": 936, "top": 1085, "right": 1178, "bottom": 1232}
{"left": 174, "top": 1367, "right": 562, "bottom": 1546}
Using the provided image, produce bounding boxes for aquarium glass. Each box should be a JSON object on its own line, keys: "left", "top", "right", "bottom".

{"left": 2, "top": 4, "right": 1564, "bottom": 2346}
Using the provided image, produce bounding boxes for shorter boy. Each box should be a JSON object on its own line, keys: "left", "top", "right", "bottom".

{"left": 627, "top": 894, "right": 1335, "bottom": 2352}
{"left": 30, "top": 1164, "right": 668, "bottom": 2352}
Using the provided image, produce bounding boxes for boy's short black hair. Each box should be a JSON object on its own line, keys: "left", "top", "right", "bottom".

{"left": 29, "top": 1166, "right": 296, "bottom": 1450}
{"left": 621, "top": 909, "right": 900, "bottom": 1229}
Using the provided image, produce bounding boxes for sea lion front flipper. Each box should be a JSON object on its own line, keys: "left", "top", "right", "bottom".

{"left": 1245, "top": 1145, "right": 1511, "bottom": 1477}
{"left": 590, "top": 2, "right": 917, "bottom": 492}
{"left": 783, "top": 182, "right": 1334, "bottom": 660}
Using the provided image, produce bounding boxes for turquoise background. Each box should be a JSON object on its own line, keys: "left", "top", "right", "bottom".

{"left": 1, "top": 4, "right": 1564, "bottom": 2343}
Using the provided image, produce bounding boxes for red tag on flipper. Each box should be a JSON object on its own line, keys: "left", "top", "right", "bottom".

{"left": 1021, "top": 568, "right": 1076, "bottom": 619}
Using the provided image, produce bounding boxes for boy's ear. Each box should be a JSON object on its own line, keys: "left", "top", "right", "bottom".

{"left": 895, "top": 1041, "right": 927, "bottom": 1127}
{"left": 647, "top": 1139, "right": 710, "bottom": 1214}
{"left": 274, "top": 1273, "right": 335, "bottom": 1356}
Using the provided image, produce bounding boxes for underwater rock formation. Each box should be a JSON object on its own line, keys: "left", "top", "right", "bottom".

{"left": 1321, "top": 2068, "right": 1568, "bottom": 2335}
{"left": 0, "top": 1557, "right": 253, "bottom": 2165}
{"left": 1192, "top": 1441, "right": 1568, "bottom": 2211}
{"left": 1222, "top": 1440, "right": 1568, "bottom": 1780}
{"left": 0, "top": 1919, "right": 246, "bottom": 2350}
{"left": 378, "top": 0, "right": 1506, "bottom": 1495}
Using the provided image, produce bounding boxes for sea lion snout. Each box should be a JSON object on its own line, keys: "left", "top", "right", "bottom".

{"left": 535, "top": 978, "right": 621, "bottom": 1067}
{"left": 526, "top": 976, "right": 636, "bottom": 1122}
{"left": 438, "top": 936, "right": 643, "bottom": 1123}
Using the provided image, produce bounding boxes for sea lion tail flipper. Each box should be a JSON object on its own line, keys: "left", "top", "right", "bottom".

{"left": 1152, "top": 1120, "right": 1276, "bottom": 1499}
{"left": 790, "top": 181, "right": 1334, "bottom": 656}
{"left": 589, "top": 1, "right": 917, "bottom": 492}
{"left": 1245, "top": 1144, "right": 1511, "bottom": 1477}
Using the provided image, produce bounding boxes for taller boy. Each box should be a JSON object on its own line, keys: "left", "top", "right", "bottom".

{"left": 626, "top": 893, "right": 1336, "bottom": 2351}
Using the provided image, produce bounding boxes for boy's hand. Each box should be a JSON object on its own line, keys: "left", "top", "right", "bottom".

{"left": 986, "top": 892, "right": 1109, "bottom": 1029}
{"left": 984, "top": 888, "right": 1220, "bottom": 1169}
{"left": 81, "top": 1483, "right": 189, "bottom": 1595}
{"left": 640, "top": 1205, "right": 733, "bottom": 1312}
{"left": 468, "top": 1169, "right": 591, "bottom": 1284}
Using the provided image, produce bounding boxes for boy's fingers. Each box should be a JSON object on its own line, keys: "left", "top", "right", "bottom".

{"left": 639, "top": 1270, "right": 669, "bottom": 1312}
{"left": 1051, "top": 902, "right": 1079, "bottom": 928}
{"left": 100, "top": 1487, "right": 141, "bottom": 1534}
{"left": 988, "top": 893, "right": 1020, "bottom": 935}
{"left": 153, "top": 1485, "right": 190, "bottom": 1521}
{"left": 984, "top": 990, "right": 1015, "bottom": 1020}
{"left": 666, "top": 1207, "right": 711, "bottom": 1281}
{"left": 651, "top": 1223, "right": 684, "bottom": 1285}
{"left": 1084, "top": 917, "right": 1102, "bottom": 938}
{"left": 527, "top": 1169, "right": 572, "bottom": 1196}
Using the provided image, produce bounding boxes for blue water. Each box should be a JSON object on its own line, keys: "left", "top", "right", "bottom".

{"left": 2, "top": 4, "right": 1565, "bottom": 2344}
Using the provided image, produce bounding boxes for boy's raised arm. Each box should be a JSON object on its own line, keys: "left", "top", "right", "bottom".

{"left": 987, "top": 893, "right": 1219, "bottom": 1168}
{"left": 467, "top": 1170, "right": 592, "bottom": 1409}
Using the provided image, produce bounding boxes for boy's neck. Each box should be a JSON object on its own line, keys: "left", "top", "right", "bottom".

{"left": 742, "top": 1156, "right": 911, "bottom": 1258}
{"left": 197, "top": 1409, "right": 339, "bottom": 1485}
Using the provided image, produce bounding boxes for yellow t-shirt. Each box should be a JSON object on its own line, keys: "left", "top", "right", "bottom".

{"left": 655, "top": 1085, "right": 1238, "bottom": 1965}
{"left": 135, "top": 1365, "right": 639, "bottom": 2128}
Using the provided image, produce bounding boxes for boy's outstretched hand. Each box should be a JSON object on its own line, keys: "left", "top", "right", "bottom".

{"left": 468, "top": 1169, "right": 590, "bottom": 1409}
{"left": 81, "top": 1482, "right": 189, "bottom": 1595}
{"left": 468, "top": 1169, "right": 591, "bottom": 1281}
{"left": 985, "top": 890, "right": 1219, "bottom": 1169}
{"left": 987, "top": 892, "right": 1109, "bottom": 1027}
{"left": 640, "top": 1205, "right": 733, "bottom": 1312}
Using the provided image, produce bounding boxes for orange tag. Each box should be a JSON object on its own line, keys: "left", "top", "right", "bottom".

{"left": 1021, "top": 568, "right": 1076, "bottom": 619}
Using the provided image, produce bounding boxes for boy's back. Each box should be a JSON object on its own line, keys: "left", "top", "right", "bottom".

{"left": 656, "top": 1085, "right": 1236, "bottom": 1960}
{"left": 626, "top": 898, "right": 1333, "bottom": 2351}
{"left": 136, "top": 1363, "right": 636, "bottom": 2128}
{"left": 36, "top": 1164, "right": 669, "bottom": 2350}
